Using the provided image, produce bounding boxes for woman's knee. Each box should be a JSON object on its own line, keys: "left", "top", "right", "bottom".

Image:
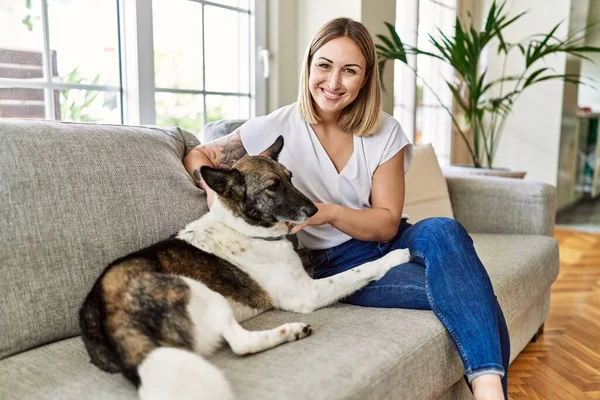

{"left": 413, "top": 217, "right": 468, "bottom": 239}
{"left": 402, "top": 218, "right": 474, "bottom": 259}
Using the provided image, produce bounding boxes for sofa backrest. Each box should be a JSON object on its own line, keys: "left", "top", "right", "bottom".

{"left": 403, "top": 144, "right": 454, "bottom": 223}
{"left": 0, "top": 120, "right": 207, "bottom": 360}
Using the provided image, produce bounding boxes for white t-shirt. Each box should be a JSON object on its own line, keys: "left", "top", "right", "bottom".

{"left": 240, "top": 103, "right": 413, "bottom": 250}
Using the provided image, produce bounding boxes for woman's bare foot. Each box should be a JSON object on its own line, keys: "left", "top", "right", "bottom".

{"left": 472, "top": 374, "right": 504, "bottom": 400}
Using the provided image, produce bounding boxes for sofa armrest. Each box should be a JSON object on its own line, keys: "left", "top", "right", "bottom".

{"left": 445, "top": 175, "right": 557, "bottom": 237}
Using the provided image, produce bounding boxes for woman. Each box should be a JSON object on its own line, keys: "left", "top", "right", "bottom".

{"left": 183, "top": 17, "right": 510, "bottom": 400}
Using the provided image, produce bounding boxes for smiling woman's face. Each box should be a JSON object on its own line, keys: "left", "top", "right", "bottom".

{"left": 308, "top": 36, "right": 367, "bottom": 120}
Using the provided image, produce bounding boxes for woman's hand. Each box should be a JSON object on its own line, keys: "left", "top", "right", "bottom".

{"left": 183, "top": 130, "right": 247, "bottom": 211}
{"left": 289, "top": 203, "right": 339, "bottom": 234}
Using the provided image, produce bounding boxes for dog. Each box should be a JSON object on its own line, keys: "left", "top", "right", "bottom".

{"left": 79, "top": 136, "right": 410, "bottom": 400}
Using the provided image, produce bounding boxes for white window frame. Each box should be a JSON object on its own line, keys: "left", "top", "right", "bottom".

{"left": 0, "top": 0, "right": 266, "bottom": 125}
{"left": 394, "top": 0, "right": 457, "bottom": 165}
{"left": 121, "top": 0, "right": 266, "bottom": 126}
{"left": 0, "top": 0, "right": 123, "bottom": 121}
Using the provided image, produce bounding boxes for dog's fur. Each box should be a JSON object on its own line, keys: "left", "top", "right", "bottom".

{"left": 79, "top": 136, "right": 410, "bottom": 400}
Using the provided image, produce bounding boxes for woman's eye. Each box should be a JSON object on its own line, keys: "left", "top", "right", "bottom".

{"left": 318, "top": 63, "right": 331, "bottom": 69}
{"left": 344, "top": 68, "right": 357, "bottom": 74}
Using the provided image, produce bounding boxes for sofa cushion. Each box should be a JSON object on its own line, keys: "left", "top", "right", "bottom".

{"left": 471, "top": 234, "right": 559, "bottom": 323}
{"left": 0, "top": 121, "right": 205, "bottom": 360}
{"left": 0, "top": 233, "right": 558, "bottom": 400}
{"left": 203, "top": 119, "right": 246, "bottom": 143}
{"left": 404, "top": 144, "right": 454, "bottom": 223}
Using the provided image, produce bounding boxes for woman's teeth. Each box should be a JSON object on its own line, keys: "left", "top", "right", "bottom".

{"left": 321, "top": 88, "right": 343, "bottom": 99}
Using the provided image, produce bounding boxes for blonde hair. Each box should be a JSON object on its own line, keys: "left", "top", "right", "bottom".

{"left": 297, "top": 17, "right": 382, "bottom": 136}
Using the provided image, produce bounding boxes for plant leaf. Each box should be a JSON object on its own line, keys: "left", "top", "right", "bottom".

{"left": 524, "top": 67, "right": 551, "bottom": 88}
{"left": 385, "top": 21, "right": 404, "bottom": 52}
{"left": 480, "top": 75, "right": 521, "bottom": 95}
{"left": 375, "top": 34, "right": 396, "bottom": 53}
{"left": 447, "top": 82, "right": 470, "bottom": 113}
{"left": 529, "top": 73, "right": 584, "bottom": 86}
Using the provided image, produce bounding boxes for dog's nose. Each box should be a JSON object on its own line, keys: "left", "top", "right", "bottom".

{"left": 302, "top": 204, "right": 318, "bottom": 218}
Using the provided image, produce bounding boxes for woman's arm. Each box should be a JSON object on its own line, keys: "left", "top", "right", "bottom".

{"left": 291, "top": 149, "right": 406, "bottom": 242}
{"left": 183, "top": 129, "right": 247, "bottom": 208}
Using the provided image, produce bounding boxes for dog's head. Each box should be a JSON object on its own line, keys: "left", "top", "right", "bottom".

{"left": 198, "top": 136, "right": 318, "bottom": 231}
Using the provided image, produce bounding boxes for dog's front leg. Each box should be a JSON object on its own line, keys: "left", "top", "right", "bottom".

{"left": 281, "top": 248, "right": 410, "bottom": 313}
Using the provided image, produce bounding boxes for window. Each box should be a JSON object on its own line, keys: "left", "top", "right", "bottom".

{"left": 394, "top": 0, "right": 457, "bottom": 165}
{"left": 0, "top": 0, "right": 122, "bottom": 123}
{"left": 152, "top": 0, "right": 254, "bottom": 134}
{"left": 0, "top": 0, "right": 265, "bottom": 137}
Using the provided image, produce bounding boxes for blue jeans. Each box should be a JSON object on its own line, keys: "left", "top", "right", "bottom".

{"left": 310, "top": 217, "right": 510, "bottom": 398}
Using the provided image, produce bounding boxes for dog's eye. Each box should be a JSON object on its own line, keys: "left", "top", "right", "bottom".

{"left": 266, "top": 181, "right": 281, "bottom": 192}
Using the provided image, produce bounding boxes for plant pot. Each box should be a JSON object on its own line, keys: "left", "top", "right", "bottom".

{"left": 443, "top": 165, "right": 527, "bottom": 179}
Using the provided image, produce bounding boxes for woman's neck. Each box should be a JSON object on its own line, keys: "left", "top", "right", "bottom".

{"left": 314, "top": 112, "right": 342, "bottom": 134}
{"left": 314, "top": 104, "right": 341, "bottom": 126}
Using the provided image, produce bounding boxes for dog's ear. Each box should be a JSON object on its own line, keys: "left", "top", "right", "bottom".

{"left": 193, "top": 168, "right": 203, "bottom": 186}
{"left": 200, "top": 166, "right": 245, "bottom": 200}
{"left": 259, "top": 136, "right": 284, "bottom": 161}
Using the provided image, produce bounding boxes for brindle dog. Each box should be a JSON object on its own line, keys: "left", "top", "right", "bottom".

{"left": 79, "top": 136, "right": 410, "bottom": 400}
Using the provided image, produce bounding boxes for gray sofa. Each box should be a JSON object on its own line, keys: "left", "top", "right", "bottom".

{"left": 0, "top": 119, "right": 559, "bottom": 400}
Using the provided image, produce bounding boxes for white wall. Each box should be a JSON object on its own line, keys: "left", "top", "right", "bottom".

{"left": 297, "top": 0, "right": 362, "bottom": 61}
{"left": 266, "top": 0, "right": 299, "bottom": 113}
{"left": 360, "top": 0, "right": 396, "bottom": 115}
{"left": 578, "top": 0, "right": 600, "bottom": 108}
{"left": 485, "top": 0, "right": 570, "bottom": 185}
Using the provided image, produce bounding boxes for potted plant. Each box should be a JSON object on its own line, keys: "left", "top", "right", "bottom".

{"left": 376, "top": 0, "right": 600, "bottom": 177}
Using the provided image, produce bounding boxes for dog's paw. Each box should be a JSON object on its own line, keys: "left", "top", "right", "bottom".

{"left": 280, "top": 323, "right": 313, "bottom": 342}
{"left": 367, "top": 248, "right": 410, "bottom": 281}
{"left": 381, "top": 248, "right": 411, "bottom": 267}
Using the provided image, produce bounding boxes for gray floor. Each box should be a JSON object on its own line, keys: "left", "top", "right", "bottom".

{"left": 556, "top": 197, "right": 600, "bottom": 232}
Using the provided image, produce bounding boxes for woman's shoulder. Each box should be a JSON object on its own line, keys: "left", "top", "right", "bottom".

{"left": 243, "top": 103, "right": 300, "bottom": 131}
{"left": 361, "top": 112, "right": 404, "bottom": 143}
{"left": 361, "top": 112, "right": 413, "bottom": 168}
{"left": 261, "top": 103, "right": 299, "bottom": 123}
{"left": 380, "top": 112, "right": 403, "bottom": 133}
{"left": 240, "top": 103, "right": 301, "bottom": 154}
